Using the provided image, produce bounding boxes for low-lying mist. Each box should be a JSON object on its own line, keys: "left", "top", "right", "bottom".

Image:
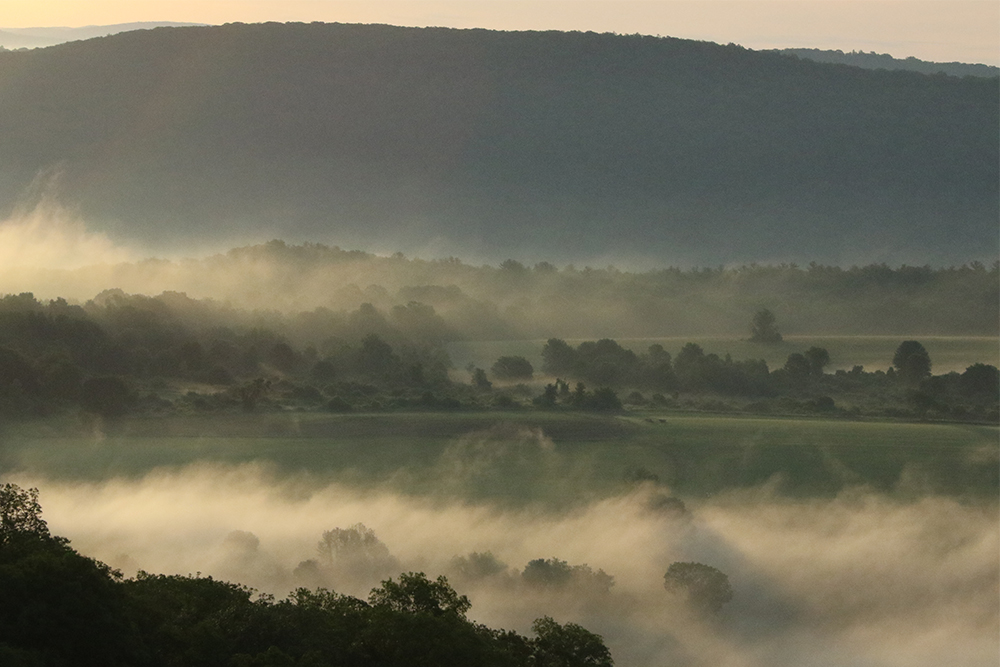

{"left": 0, "top": 206, "right": 996, "bottom": 339}
{"left": 10, "top": 463, "right": 997, "bottom": 667}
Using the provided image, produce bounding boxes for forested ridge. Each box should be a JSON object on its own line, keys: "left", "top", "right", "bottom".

{"left": 0, "top": 22, "right": 995, "bottom": 265}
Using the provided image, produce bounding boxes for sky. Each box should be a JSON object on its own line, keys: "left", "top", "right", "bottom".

{"left": 2, "top": 0, "right": 998, "bottom": 65}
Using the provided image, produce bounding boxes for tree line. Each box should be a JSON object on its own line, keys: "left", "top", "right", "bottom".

{"left": 529, "top": 336, "right": 997, "bottom": 422}
{"left": 0, "top": 290, "right": 994, "bottom": 423}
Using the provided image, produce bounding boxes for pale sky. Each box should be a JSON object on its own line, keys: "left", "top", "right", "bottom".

{"left": 2, "top": 1, "right": 998, "bottom": 65}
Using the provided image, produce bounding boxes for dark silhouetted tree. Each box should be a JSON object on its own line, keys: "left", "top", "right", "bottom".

{"left": 542, "top": 339, "right": 577, "bottom": 376}
{"left": 783, "top": 353, "right": 811, "bottom": 379}
{"left": 237, "top": 377, "right": 271, "bottom": 412}
{"left": 0, "top": 484, "right": 48, "bottom": 543}
{"left": 663, "top": 561, "right": 733, "bottom": 614}
{"left": 804, "top": 346, "right": 830, "bottom": 375}
{"left": 892, "top": 340, "right": 932, "bottom": 385}
{"left": 750, "top": 309, "right": 782, "bottom": 344}
{"left": 492, "top": 356, "right": 534, "bottom": 380}
{"left": 531, "top": 616, "right": 613, "bottom": 667}
{"left": 356, "top": 334, "right": 399, "bottom": 378}
{"left": 369, "top": 572, "right": 471, "bottom": 618}
{"left": 960, "top": 363, "right": 999, "bottom": 396}
{"left": 470, "top": 367, "right": 492, "bottom": 389}
{"left": 450, "top": 551, "right": 507, "bottom": 581}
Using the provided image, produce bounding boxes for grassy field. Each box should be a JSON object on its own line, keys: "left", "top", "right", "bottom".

{"left": 447, "top": 335, "right": 1000, "bottom": 377}
{"left": 3, "top": 411, "right": 996, "bottom": 505}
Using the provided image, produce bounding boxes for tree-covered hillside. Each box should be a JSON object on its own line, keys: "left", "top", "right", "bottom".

{"left": 0, "top": 23, "right": 995, "bottom": 265}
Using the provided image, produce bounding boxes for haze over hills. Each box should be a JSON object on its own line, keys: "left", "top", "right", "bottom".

{"left": 772, "top": 48, "right": 999, "bottom": 78}
{"left": 0, "top": 22, "right": 995, "bottom": 266}
{"left": 0, "top": 22, "right": 203, "bottom": 50}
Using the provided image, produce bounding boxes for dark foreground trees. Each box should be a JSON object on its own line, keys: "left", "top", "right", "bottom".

{"left": 0, "top": 483, "right": 614, "bottom": 667}
{"left": 0, "top": 484, "right": 144, "bottom": 666}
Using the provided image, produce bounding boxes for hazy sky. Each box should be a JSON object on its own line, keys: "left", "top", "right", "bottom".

{"left": 3, "top": 1, "right": 998, "bottom": 65}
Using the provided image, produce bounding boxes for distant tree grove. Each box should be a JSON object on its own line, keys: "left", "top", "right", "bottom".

{"left": 0, "top": 289, "right": 994, "bottom": 424}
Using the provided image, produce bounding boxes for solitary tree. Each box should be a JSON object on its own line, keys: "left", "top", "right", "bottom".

{"left": 749, "top": 309, "right": 782, "bottom": 344}
{"left": 892, "top": 341, "right": 932, "bottom": 385}
{"left": 803, "top": 346, "right": 831, "bottom": 375}
{"left": 664, "top": 561, "right": 733, "bottom": 614}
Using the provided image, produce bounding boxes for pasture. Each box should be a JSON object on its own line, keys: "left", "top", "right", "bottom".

{"left": 3, "top": 411, "right": 996, "bottom": 505}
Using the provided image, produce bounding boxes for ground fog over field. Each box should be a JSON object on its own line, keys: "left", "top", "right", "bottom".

{"left": 10, "top": 441, "right": 998, "bottom": 667}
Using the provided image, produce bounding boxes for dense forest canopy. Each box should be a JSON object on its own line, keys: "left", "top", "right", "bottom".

{"left": 0, "top": 22, "right": 996, "bottom": 266}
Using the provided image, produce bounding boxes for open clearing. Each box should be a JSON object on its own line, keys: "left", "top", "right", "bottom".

{"left": 4, "top": 411, "right": 996, "bottom": 504}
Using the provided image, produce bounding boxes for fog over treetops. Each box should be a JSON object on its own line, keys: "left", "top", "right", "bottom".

{"left": 0, "top": 22, "right": 996, "bottom": 266}
{"left": 0, "top": 208, "right": 996, "bottom": 340}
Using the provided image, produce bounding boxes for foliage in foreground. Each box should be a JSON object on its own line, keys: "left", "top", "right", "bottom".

{"left": 0, "top": 483, "right": 613, "bottom": 667}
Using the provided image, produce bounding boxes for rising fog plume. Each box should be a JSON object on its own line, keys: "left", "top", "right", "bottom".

{"left": 9, "top": 460, "right": 996, "bottom": 667}
{"left": 0, "top": 203, "right": 136, "bottom": 271}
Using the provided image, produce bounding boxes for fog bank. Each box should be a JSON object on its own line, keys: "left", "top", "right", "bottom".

{"left": 10, "top": 464, "right": 997, "bottom": 667}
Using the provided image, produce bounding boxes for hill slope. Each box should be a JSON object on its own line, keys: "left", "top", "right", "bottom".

{"left": 0, "top": 23, "right": 996, "bottom": 265}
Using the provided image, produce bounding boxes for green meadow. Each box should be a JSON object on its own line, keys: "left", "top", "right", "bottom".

{"left": 4, "top": 411, "right": 996, "bottom": 506}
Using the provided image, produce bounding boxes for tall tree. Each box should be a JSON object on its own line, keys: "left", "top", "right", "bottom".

{"left": 749, "top": 309, "right": 783, "bottom": 344}
{"left": 892, "top": 341, "right": 932, "bottom": 385}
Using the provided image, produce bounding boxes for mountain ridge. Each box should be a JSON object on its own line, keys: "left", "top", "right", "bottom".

{"left": 0, "top": 22, "right": 995, "bottom": 266}
{"left": 0, "top": 22, "right": 204, "bottom": 49}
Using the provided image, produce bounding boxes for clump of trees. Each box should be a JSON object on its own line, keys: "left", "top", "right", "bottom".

{"left": 541, "top": 338, "right": 772, "bottom": 398}
{"left": 492, "top": 355, "right": 534, "bottom": 380}
{"left": 522, "top": 557, "right": 615, "bottom": 595}
{"left": 0, "top": 289, "right": 994, "bottom": 424}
